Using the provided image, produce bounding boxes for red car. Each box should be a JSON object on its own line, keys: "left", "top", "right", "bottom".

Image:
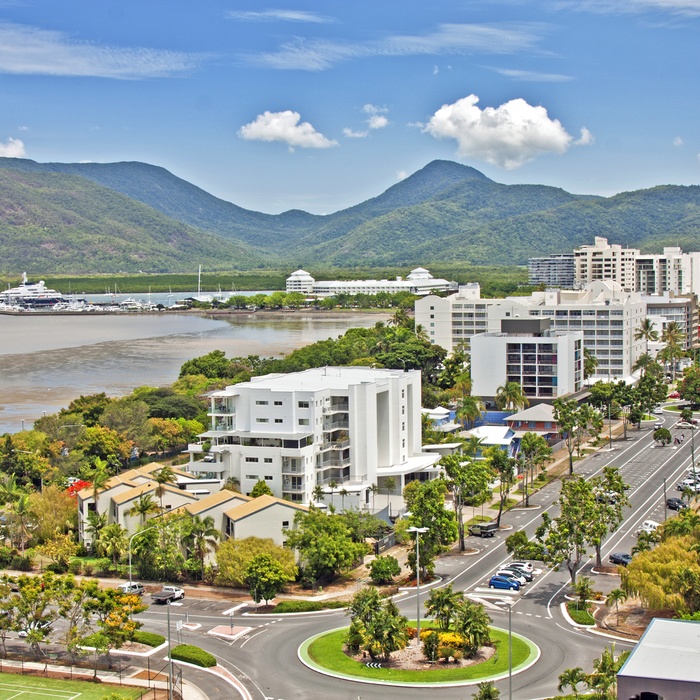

{"left": 668, "top": 391, "right": 680, "bottom": 399}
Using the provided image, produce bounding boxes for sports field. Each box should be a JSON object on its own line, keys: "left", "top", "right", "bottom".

{"left": 0, "top": 673, "right": 144, "bottom": 700}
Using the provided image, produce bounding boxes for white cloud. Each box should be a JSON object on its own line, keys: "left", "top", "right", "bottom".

{"left": 0, "top": 137, "right": 26, "bottom": 157}
{"left": 367, "top": 114, "right": 389, "bottom": 130}
{"left": 575, "top": 127, "right": 595, "bottom": 145}
{"left": 493, "top": 67, "right": 573, "bottom": 82}
{"left": 674, "top": 136, "right": 684, "bottom": 146}
{"left": 226, "top": 10, "right": 332, "bottom": 23}
{"left": 397, "top": 170, "right": 408, "bottom": 180}
{"left": 17, "top": 125, "right": 28, "bottom": 131}
{"left": 0, "top": 22, "right": 197, "bottom": 78}
{"left": 343, "top": 127, "right": 368, "bottom": 138}
{"left": 433, "top": 65, "right": 439, "bottom": 75}
{"left": 249, "top": 22, "right": 545, "bottom": 71}
{"left": 424, "top": 94, "right": 578, "bottom": 169}
{"left": 560, "top": 0, "right": 700, "bottom": 16}
{"left": 238, "top": 110, "right": 338, "bottom": 150}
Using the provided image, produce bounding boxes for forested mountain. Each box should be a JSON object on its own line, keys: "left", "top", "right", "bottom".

{"left": 0, "top": 156, "right": 699, "bottom": 273}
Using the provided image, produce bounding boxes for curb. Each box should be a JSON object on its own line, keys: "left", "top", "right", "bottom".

{"left": 559, "top": 601, "right": 595, "bottom": 629}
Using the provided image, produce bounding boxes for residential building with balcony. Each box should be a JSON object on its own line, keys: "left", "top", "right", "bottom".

{"left": 528, "top": 253, "right": 575, "bottom": 288}
{"left": 189, "top": 367, "right": 440, "bottom": 511}
{"left": 574, "top": 236, "right": 638, "bottom": 292}
{"left": 470, "top": 319, "right": 584, "bottom": 403}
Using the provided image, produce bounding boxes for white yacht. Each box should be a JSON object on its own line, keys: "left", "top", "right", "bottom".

{"left": 0, "top": 273, "right": 64, "bottom": 307}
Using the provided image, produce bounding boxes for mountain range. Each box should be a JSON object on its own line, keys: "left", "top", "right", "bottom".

{"left": 1, "top": 157, "right": 699, "bottom": 274}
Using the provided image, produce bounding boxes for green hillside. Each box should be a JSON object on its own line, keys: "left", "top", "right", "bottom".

{"left": 1, "top": 157, "right": 699, "bottom": 273}
{"left": 0, "top": 169, "right": 264, "bottom": 274}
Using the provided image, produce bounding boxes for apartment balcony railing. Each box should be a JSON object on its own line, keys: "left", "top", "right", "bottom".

{"left": 323, "top": 403, "right": 349, "bottom": 415}
{"left": 282, "top": 480, "right": 305, "bottom": 492}
{"left": 212, "top": 420, "right": 235, "bottom": 432}
{"left": 320, "top": 439, "right": 351, "bottom": 451}
{"left": 318, "top": 455, "right": 351, "bottom": 468}
{"left": 211, "top": 403, "right": 235, "bottom": 415}
{"left": 323, "top": 420, "right": 349, "bottom": 431}
{"left": 281, "top": 462, "right": 304, "bottom": 474}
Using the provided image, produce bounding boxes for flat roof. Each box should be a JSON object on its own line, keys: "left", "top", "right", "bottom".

{"left": 618, "top": 618, "right": 700, "bottom": 683}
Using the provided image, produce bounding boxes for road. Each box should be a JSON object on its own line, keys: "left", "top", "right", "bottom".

{"left": 137, "top": 408, "right": 695, "bottom": 700}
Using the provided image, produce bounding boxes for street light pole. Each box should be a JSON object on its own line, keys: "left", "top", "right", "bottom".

{"left": 507, "top": 602, "right": 512, "bottom": 700}
{"left": 663, "top": 477, "right": 668, "bottom": 521}
{"left": 166, "top": 600, "right": 174, "bottom": 700}
{"left": 407, "top": 526, "right": 429, "bottom": 646}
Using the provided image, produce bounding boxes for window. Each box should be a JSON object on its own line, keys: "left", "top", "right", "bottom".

{"left": 264, "top": 458, "right": 273, "bottom": 463}
{"left": 282, "top": 520, "right": 290, "bottom": 529}
{"left": 245, "top": 457, "right": 259, "bottom": 463}
{"left": 274, "top": 401, "right": 283, "bottom": 406}
{"left": 298, "top": 401, "right": 310, "bottom": 408}
{"left": 256, "top": 418, "right": 269, "bottom": 423}
{"left": 245, "top": 474, "right": 257, "bottom": 480}
{"left": 264, "top": 475, "right": 273, "bottom": 481}
{"left": 255, "top": 400, "right": 268, "bottom": 405}
{"left": 274, "top": 418, "right": 283, "bottom": 424}
{"left": 299, "top": 418, "right": 309, "bottom": 426}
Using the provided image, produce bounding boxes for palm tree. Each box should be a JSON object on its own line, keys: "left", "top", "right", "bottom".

{"left": 9, "top": 493, "right": 34, "bottom": 552}
{"left": 605, "top": 588, "right": 627, "bottom": 626}
{"left": 662, "top": 320, "right": 685, "bottom": 347}
{"left": 634, "top": 318, "right": 659, "bottom": 344}
{"left": 663, "top": 509, "right": 700, "bottom": 537}
{"left": 383, "top": 477, "right": 396, "bottom": 510}
{"left": 494, "top": 381, "right": 529, "bottom": 412}
{"left": 588, "top": 645, "right": 620, "bottom": 699}
{"left": 87, "top": 459, "right": 110, "bottom": 510}
{"left": 632, "top": 352, "right": 656, "bottom": 377}
{"left": 85, "top": 510, "right": 107, "bottom": 548}
{"left": 472, "top": 681, "right": 500, "bottom": 700}
{"left": 456, "top": 395, "right": 484, "bottom": 430}
{"left": 153, "top": 465, "right": 176, "bottom": 513}
{"left": 184, "top": 514, "right": 220, "bottom": 580}
{"left": 369, "top": 483, "right": 379, "bottom": 511}
{"left": 453, "top": 599, "right": 491, "bottom": 657}
{"left": 327, "top": 479, "right": 339, "bottom": 510}
{"left": 632, "top": 530, "right": 658, "bottom": 555}
{"left": 127, "top": 493, "right": 159, "bottom": 525}
{"left": 557, "top": 666, "right": 588, "bottom": 698}
{"left": 425, "top": 584, "right": 463, "bottom": 631}
{"left": 339, "top": 488, "right": 349, "bottom": 511}
{"left": 0, "top": 474, "right": 23, "bottom": 505}
{"left": 311, "top": 485, "right": 325, "bottom": 504}
{"left": 97, "top": 523, "right": 128, "bottom": 568}
{"left": 583, "top": 348, "right": 598, "bottom": 385}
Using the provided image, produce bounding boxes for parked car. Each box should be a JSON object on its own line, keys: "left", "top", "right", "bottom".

{"left": 636, "top": 520, "right": 660, "bottom": 536}
{"left": 676, "top": 421, "right": 696, "bottom": 430}
{"left": 668, "top": 391, "right": 680, "bottom": 399}
{"left": 677, "top": 478, "right": 700, "bottom": 491}
{"left": 508, "top": 561, "right": 534, "bottom": 573}
{"left": 18, "top": 621, "right": 52, "bottom": 638}
{"left": 653, "top": 407, "right": 663, "bottom": 414}
{"left": 654, "top": 421, "right": 664, "bottom": 430}
{"left": 117, "top": 582, "right": 145, "bottom": 595}
{"left": 496, "top": 569, "right": 527, "bottom": 585}
{"left": 488, "top": 575, "right": 520, "bottom": 591}
{"left": 666, "top": 497, "right": 688, "bottom": 511}
{"left": 609, "top": 552, "right": 633, "bottom": 567}
{"left": 151, "top": 585, "right": 185, "bottom": 603}
{"left": 500, "top": 566, "right": 533, "bottom": 582}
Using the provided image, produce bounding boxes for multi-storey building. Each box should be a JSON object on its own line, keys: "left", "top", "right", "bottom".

{"left": 417, "top": 280, "right": 646, "bottom": 380}
{"left": 636, "top": 247, "right": 700, "bottom": 296}
{"left": 528, "top": 254, "right": 575, "bottom": 288}
{"left": 471, "top": 319, "right": 583, "bottom": 402}
{"left": 643, "top": 292, "right": 698, "bottom": 351}
{"left": 285, "top": 267, "right": 457, "bottom": 297}
{"left": 574, "top": 237, "right": 638, "bottom": 292}
{"left": 189, "top": 367, "right": 440, "bottom": 511}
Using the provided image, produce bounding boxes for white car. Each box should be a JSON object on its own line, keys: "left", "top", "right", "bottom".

{"left": 676, "top": 422, "right": 696, "bottom": 430}
{"left": 636, "top": 520, "right": 660, "bottom": 536}
{"left": 496, "top": 569, "right": 527, "bottom": 585}
{"left": 653, "top": 407, "right": 663, "bottom": 414}
{"left": 509, "top": 561, "right": 534, "bottom": 573}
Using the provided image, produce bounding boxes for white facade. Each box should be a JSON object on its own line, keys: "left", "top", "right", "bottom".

{"left": 470, "top": 323, "right": 584, "bottom": 401}
{"left": 574, "top": 237, "right": 638, "bottom": 292}
{"left": 417, "top": 280, "right": 646, "bottom": 380}
{"left": 190, "top": 367, "right": 440, "bottom": 509}
{"left": 637, "top": 247, "right": 700, "bottom": 296}
{"left": 285, "top": 267, "right": 457, "bottom": 297}
{"left": 528, "top": 254, "right": 575, "bottom": 288}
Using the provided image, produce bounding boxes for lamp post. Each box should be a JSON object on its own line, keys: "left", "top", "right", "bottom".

{"left": 166, "top": 600, "right": 174, "bottom": 700}
{"left": 407, "top": 526, "right": 429, "bottom": 646}
{"left": 663, "top": 477, "right": 668, "bottom": 521}
{"left": 497, "top": 601, "right": 513, "bottom": 700}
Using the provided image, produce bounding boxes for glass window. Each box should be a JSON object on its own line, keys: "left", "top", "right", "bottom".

{"left": 298, "top": 401, "right": 310, "bottom": 408}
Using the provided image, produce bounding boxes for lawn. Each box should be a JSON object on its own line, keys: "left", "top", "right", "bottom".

{"left": 0, "top": 673, "right": 144, "bottom": 700}
{"left": 304, "top": 626, "right": 536, "bottom": 683}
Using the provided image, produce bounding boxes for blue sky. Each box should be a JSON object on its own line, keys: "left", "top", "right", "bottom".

{"left": 0, "top": 1, "right": 699, "bottom": 214}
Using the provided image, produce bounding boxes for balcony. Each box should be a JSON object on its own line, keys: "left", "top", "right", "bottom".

{"left": 318, "top": 455, "right": 351, "bottom": 468}
{"left": 282, "top": 459, "right": 304, "bottom": 474}
{"left": 211, "top": 420, "right": 235, "bottom": 432}
{"left": 320, "top": 439, "right": 351, "bottom": 451}
{"left": 282, "top": 479, "right": 305, "bottom": 492}
{"left": 211, "top": 402, "right": 235, "bottom": 415}
{"left": 323, "top": 420, "right": 349, "bottom": 432}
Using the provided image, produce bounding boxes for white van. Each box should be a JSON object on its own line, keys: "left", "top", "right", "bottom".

{"left": 117, "top": 582, "right": 145, "bottom": 595}
{"left": 637, "top": 520, "right": 660, "bottom": 536}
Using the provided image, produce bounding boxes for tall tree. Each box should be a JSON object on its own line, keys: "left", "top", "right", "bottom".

{"left": 425, "top": 584, "right": 464, "bottom": 631}
{"left": 494, "top": 381, "right": 529, "bottom": 411}
{"left": 634, "top": 318, "right": 659, "bottom": 344}
{"left": 244, "top": 553, "right": 294, "bottom": 605}
{"left": 485, "top": 447, "right": 515, "bottom": 527}
{"left": 183, "top": 514, "right": 220, "bottom": 580}
{"left": 518, "top": 432, "right": 552, "bottom": 507}
{"left": 553, "top": 397, "right": 580, "bottom": 476}
{"left": 153, "top": 465, "right": 177, "bottom": 513}
{"left": 456, "top": 395, "right": 484, "bottom": 430}
{"left": 127, "top": 493, "right": 159, "bottom": 525}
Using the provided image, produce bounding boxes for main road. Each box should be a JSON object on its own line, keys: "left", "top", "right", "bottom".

{"left": 139, "top": 409, "right": 693, "bottom": 700}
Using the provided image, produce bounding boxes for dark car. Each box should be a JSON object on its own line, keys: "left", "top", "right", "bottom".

{"left": 609, "top": 552, "right": 633, "bottom": 567}
{"left": 666, "top": 497, "right": 688, "bottom": 511}
{"left": 500, "top": 566, "right": 533, "bottom": 582}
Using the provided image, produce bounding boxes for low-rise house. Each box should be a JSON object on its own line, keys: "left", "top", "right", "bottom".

{"left": 504, "top": 404, "right": 561, "bottom": 443}
{"left": 223, "top": 494, "right": 309, "bottom": 546}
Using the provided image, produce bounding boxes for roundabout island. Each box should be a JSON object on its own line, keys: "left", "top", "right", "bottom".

{"left": 299, "top": 624, "right": 540, "bottom": 688}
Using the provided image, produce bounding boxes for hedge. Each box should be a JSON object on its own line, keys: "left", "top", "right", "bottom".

{"left": 269, "top": 599, "right": 347, "bottom": 613}
{"left": 171, "top": 644, "right": 217, "bottom": 668}
{"left": 133, "top": 631, "right": 166, "bottom": 647}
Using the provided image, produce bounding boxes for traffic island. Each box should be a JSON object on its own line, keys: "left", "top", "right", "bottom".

{"left": 298, "top": 625, "right": 539, "bottom": 687}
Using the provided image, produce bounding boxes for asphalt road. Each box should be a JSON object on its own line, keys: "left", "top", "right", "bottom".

{"left": 137, "top": 407, "right": 695, "bottom": 700}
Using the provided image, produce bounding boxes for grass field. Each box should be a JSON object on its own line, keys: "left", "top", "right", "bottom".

{"left": 0, "top": 673, "right": 144, "bottom": 700}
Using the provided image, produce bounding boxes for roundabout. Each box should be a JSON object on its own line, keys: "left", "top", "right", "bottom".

{"left": 298, "top": 624, "right": 540, "bottom": 688}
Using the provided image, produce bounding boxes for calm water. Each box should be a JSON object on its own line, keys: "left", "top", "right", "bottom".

{"left": 0, "top": 311, "right": 382, "bottom": 434}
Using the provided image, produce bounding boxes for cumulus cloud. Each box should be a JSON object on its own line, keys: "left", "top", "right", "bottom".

{"left": 674, "top": 136, "right": 684, "bottom": 146}
{"left": 575, "top": 127, "right": 595, "bottom": 145}
{"left": 238, "top": 110, "right": 338, "bottom": 150}
{"left": 0, "top": 22, "right": 197, "bottom": 78}
{"left": 343, "top": 127, "right": 368, "bottom": 138}
{"left": 363, "top": 104, "right": 389, "bottom": 130}
{"left": 226, "top": 10, "right": 333, "bottom": 23}
{"left": 0, "top": 137, "right": 26, "bottom": 157}
{"left": 249, "top": 22, "right": 544, "bottom": 71}
{"left": 424, "top": 94, "right": 587, "bottom": 169}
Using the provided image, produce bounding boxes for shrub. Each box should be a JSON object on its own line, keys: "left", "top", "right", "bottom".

{"left": 68, "top": 560, "right": 83, "bottom": 575}
{"left": 271, "top": 599, "right": 347, "bottom": 613}
{"left": 10, "top": 555, "right": 33, "bottom": 571}
{"left": 422, "top": 630, "right": 440, "bottom": 662}
{"left": 170, "top": 644, "right": 216, "bottom": 668}
{"left": 133, "top": 631, "right": 166, "bottom": 647}
{"left": 368, "top": 555, "right": 401, "bottom": 584}
{"left": 0, "top": 546, "right": 17, "bottom": 567}
{"left": 82, "top": 563, "right": 94, "bottom": 576}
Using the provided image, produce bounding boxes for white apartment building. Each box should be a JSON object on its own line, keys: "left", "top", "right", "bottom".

{"left": 415, "top": 283, "right": 527, "bottom": 353}
{"left": 574, "top": 237, "right": 638, "bottom": 292}
{"left": 643, "top": 292, "right": 698, "bottom": 352}
{"left": 470, "top": 319, "right": 583, "bottom": 401}
{"left": 285, "top": 267, "right": 457, "bottom": 297}
{"left": 189, "top": 367, "right": 440, "bottom": 511}
{"left": 528, "top": 254, "right": 575, "bottom": 288}
{"left": 417, "top": 280, "right": 646, "bottom": 381}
